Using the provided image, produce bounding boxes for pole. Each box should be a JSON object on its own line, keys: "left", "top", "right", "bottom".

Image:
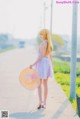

{"left": 43, "top": 2, "right": 46, "bottom": 28}
{"left": 70, "top": 0, "right": 78, "bottom": 99}
{"left": 50, "top": 0, "right": 53, "bottom": 41}
{"left": 43, "top": 1, "right": 48, "bottom": 29}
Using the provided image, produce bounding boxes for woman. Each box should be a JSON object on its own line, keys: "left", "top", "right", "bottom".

{"left": 29, "top": 29, "right": 54, "bottom": 109}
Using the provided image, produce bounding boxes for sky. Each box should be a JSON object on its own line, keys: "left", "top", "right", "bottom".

{"left": 0, "top": 0, "right": 80, "bottom": 39}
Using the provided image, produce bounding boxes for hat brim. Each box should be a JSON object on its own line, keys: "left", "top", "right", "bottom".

{"left": 19, "top": 67, "right": 40, "bottom": 90}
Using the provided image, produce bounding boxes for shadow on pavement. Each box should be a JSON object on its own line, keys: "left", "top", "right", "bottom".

{"left": 9, "top": 110, "right": 45, "bottom": 119}
{"left": 51, "top": 99, "right": 70, "bottom": 119}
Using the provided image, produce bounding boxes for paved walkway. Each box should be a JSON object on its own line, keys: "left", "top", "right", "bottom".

{"left": 0, "top": 46, "right": 79, "bottom": 119}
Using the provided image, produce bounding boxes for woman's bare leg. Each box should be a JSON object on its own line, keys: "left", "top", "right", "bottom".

{"left": 43, "top": 78, "right": 48, "bottom": 105}
{"left": 38, "top": 79, "right": 42, "bottom": 105}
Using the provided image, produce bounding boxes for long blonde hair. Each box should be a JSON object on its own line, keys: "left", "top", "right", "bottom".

{"left": 39, "top": 29, "right": 53, "bottom": 55}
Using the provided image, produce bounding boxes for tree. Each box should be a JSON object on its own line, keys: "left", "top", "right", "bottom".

{"left": 52, "top": 34, "right": 64, "bottom": 52}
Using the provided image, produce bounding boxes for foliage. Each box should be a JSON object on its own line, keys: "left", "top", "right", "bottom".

{"left": 53, "top": 57, "right": 80, "bottom": 111}
{"left": 52, "top": 34, "right": 64, "bottom": 51}
{"left": 54, "top": 72, "right": 80, "bottom": 111}
{"left": 53, "top": 58, "right": 80, "bottom": 77}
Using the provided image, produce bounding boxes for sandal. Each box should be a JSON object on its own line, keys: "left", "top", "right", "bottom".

{"left": 42, "top": 103, "right": 46, "bottom": 109}
{"left": 37, "top": 104, "right": 42, "bottom": 109}
{"left": 43, "top": 104, "right": 46, "bottom": 109}
{"left": 37, "top": 101, "right": 44, "bottom": 109}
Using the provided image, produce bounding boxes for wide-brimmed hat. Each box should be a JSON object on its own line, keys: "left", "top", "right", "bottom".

{"left": 19, "top": 67, "right": 40, "bottom": 90}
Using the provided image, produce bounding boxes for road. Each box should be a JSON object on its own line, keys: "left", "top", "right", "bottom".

{"left": 0, "top": 46, "right": 79, "bottom": 119}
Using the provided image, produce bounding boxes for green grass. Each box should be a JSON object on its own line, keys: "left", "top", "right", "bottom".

{"left": 53, "top": 58, "right": 80, "bottom": 77}
{"left": 54, "top": 72, "right": 80, "bottom": 111}
{"left": 53, "top": 58, "right": 70, "bottom": 74}
{"left": 53, "top": 58, "right": 80, "bottom": 111}
{"left": 0, "top": 47, "right": 16, "bottom": 53}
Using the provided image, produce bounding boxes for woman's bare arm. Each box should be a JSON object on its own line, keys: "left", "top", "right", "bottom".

{"left": 31, "top": 55, "right": 44, "bottom": 67}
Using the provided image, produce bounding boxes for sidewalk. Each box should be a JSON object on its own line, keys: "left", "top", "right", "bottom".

{"left": 0, "top": 46, "right": 79, "bottom": 119}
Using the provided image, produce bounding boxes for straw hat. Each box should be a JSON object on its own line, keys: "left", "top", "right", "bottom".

{"left": 19, "top": 67, "right": 40, "bottom": 90}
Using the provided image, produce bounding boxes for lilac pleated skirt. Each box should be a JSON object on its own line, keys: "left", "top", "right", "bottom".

{"left": 35, "top": 57, "right": 54, "bottom": 80}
